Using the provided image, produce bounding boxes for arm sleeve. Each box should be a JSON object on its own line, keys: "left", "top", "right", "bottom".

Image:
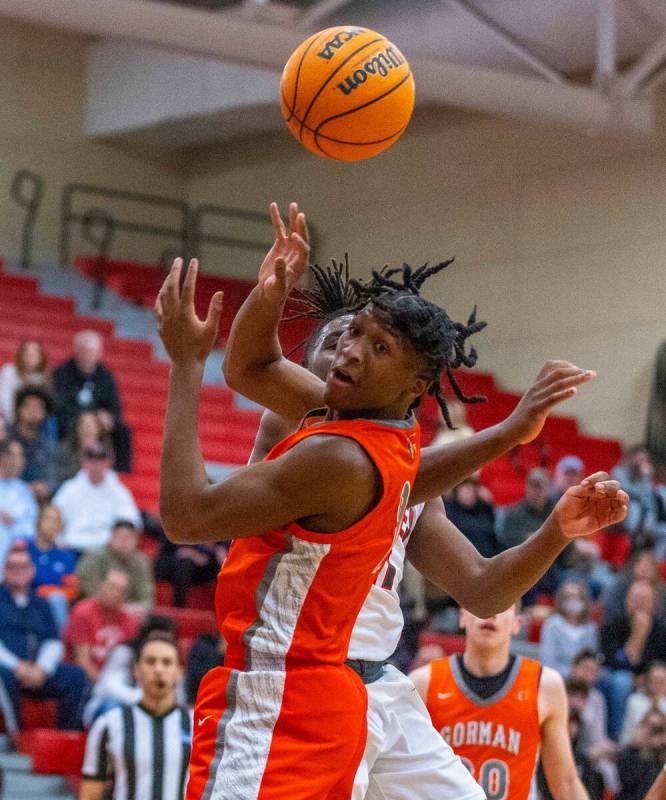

{"left": 81, "top": 713, "right": 112, "bottom": 780}
{"left": 538, "top": 616, "right": 562, "bottom": 673}
{"left": 64, "top": 606, "right": 91, "bottom": 646}
{"left": 77, "top": 554, "right": 101, "bottom": 599}
{"left": 0, "top": 642, "right": 19, "bottom": 670}
{"left": 135, "top": 555, "right": 155, "bottom": 609}
{"left": 35, "top": 640, "right": 64, "bottom": 675}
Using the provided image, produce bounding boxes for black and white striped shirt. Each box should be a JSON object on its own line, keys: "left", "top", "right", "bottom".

{"left": 82, "top": 703, "right": 192, "bottom": 800}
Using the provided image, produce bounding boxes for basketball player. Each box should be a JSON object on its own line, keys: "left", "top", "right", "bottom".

{"left": 645, "top": 765, "right": 666, "bottom": 800}
{"left": 410, "top": 605, "right": 591, "bottom": 799}
{"left": 156, "top": 247, "right": 493, "bottom": 799}
{"left": 222, "top": 202, "right": 628, "bottom": 799}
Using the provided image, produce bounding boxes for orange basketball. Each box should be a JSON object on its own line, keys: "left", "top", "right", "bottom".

{"left": 280, "top": 26, "right": 415, "bottom": 161}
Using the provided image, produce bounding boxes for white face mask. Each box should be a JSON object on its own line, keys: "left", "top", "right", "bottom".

{"left": 561, "top": 598, "right": 585, "bottom": 617}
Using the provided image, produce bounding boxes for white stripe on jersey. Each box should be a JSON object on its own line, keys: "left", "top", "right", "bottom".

{"left": 204, "top": 536, "right": 330, "bottom": 800}
{"left": 348, "top": 502, "right": 425, "bottom": 661}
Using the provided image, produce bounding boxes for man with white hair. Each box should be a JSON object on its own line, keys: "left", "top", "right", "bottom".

{"left": 53, "top": 330, "right": 132, "bottom": 471}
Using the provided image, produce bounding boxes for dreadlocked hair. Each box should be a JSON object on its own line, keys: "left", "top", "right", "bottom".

{"left": 284, "top": 255, "right": 361, "bottom": 362}
{"left": 350, "top": 259, "right": 488, "bottom": 429}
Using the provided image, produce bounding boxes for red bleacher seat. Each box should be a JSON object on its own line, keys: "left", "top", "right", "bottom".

{"left": 23, "top": 729, "right": 86, "bottom": 775}
{"left": 20, "top": 698, "right": 57, "bottom": 730}
{"left": 152, "top": 605, "right": 217, "bottom": 639}
{"left": 418, "top": 631, "right": 466, "bottom": 655}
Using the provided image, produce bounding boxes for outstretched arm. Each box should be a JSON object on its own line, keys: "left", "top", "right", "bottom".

{"left": 645, "top": 767, "right": 666, "bottom": 800}
{"left": 539, "top": 667, "right": 590, "bottom": 800}
{"left": 223, "top": 201, "right": 324, "bottom": 422}
{"left": 409, "top": 360, "right": 595, "bottom": 505}
{"left": 407, "top": 473, "right": 628, "bottom": 617}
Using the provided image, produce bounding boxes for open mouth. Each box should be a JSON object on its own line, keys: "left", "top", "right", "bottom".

{"left": 479, "top": 622, "right": 497, "bottom": 632}
{"left": 331, "top": 366, "right": 354, "bottom": 384}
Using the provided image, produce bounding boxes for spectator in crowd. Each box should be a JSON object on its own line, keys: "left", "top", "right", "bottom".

{"left": 562, "top": 537, "right": 616, "bottom": 600}
{"left": 83, "top": 614, "right": 179, "bottom": 726}
{"left": 617, "top": 708, "right": 666, "bottom": 800}
{"left": 429, "top": 400, "right": 475, "bottom": 449}
{"left": 0, "top": 439, "right": 38, "bottom": 571}
{"left": 621, "top": 660, "right": 666, "bottom": 745}
{"left": 52, "top": 442, "right": 141, "bottom": 553}
{"left": 56, "top": 410, "right": 114, "bottom": 485}
{"left": 0, "top": 340, "right": 51, "bottom": 424}
{"left": 53, "top": 330, "right": 132, "bottom": 472}
{"left": 80, "top": 633, "right": 192, "bottom": 800}
{"left": 539, "top": 580, "right": 599, "bottom": 677}
{"left": 551, "top": 455, "right": 585, "bottom": 501}
{"left": 497, "top": 467, "right": 555, "bottom": 549}
{"left": 654, "top": 480, "right": 666, "bottom": 560}
{"left": 64, "top": 567, "right": 139, "bottom": 684}
{"left": 155, "top": 539, "right": 227, "bottom": 608}
{"left": 185, "top": 633, "right": 226, "bottom": 706}
{"left": 570, "top": 649, "right": 619, "bottom": 794}
{"left": 443, "top": 476, "right": 500, "bottom": 558}
{"left": 612, "top": 446, "right": 657, "bottom": 544}
{"left": 600, "top": 578, "right": 666, "bottom": 739}
{"left": 10, "top": 386, "right": 56, "bottom": 501}
{"left": 602, "top": 549, "right": 665, "bottom": 621}
{"left": 77, "top": 519, "right": 154, "bottom": 614}
{"left": 0, "top": 542, "right": 86, "bottom": 729}
{"left": 27, "top": 504, "right": 77, "bottom": 630}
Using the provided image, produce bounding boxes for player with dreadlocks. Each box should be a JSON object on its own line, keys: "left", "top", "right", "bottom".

{"left": 156, "top": 200, "right": 628, "bottom": 800}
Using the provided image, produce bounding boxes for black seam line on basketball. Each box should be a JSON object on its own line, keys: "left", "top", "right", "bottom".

{"left": 299, "top": 36, "right": 385, "bottom": 140}
{"left": 314, "top": 126, "right": 406, "bottom": 159}
{"left": 285, "top": 29, "right": 330, "bottom": 123}
{"left": 291, "top": 109, "right": 407, "bottom": 145}
{"left": 314, "top": 70, "right": 412, "bottom": 138}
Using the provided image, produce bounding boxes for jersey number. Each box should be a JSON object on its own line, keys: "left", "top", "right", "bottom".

{"left": 460, "top": 757, "right": 508, "bottom": 800}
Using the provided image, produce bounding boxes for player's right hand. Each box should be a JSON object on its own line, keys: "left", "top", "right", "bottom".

{"left": 505, "top": 360, "right": 596, "bottom": 445}
{"left": 258, "top": 201, "right": 310, "bottom": 305}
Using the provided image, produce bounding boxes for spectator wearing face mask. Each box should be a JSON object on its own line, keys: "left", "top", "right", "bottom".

{"left": 539, "top": 581, "right": 598, "bottom": 678}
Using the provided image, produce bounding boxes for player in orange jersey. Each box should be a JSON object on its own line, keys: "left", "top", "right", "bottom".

{"left": 410, "top": 604, "right": 591, "bottom": 799}
{"left": 154, "top": 226, "right": 491, "bottom": 799}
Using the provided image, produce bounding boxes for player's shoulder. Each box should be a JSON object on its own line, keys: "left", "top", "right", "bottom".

{"left": 408, "top": 662, "right": 433, "bottom": 699}
{"left": 537, "top": 664, "right": 567, "bottom": 720}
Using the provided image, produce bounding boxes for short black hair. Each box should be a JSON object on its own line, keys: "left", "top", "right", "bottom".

{"left": 112, "top": 519, "right": 137, "bottom": 532}
{"left": 572, "top": 648, "right": 599, "bottom": 666}
{"left": 14, "top": 385, "right": 53, "bottom": 416}
{"left": 135, "top": 631, "right": 180, "bottom": 662}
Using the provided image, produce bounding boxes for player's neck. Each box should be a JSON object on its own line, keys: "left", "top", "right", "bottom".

{"left": 140, "top": 691, "right": 177, "bottom": 716}
{"left": 462, "top": 643, "right": 511, "bottom": 677}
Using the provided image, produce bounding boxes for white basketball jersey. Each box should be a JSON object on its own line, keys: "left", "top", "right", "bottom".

{"left": 347, "top": 502, "right": 424, "bottom": 662}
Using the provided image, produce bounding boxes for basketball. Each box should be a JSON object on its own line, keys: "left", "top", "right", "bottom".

{"left": 280, "top": 26, "right": 415, "bottom": 161}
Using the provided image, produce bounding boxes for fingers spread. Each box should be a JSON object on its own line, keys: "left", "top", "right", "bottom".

{"left": 270, "top": 202, "right": 287, "bottom": 241}
{"left": 181, "top": 258, "right": 199, "bottom": 308}
{"left": 160, "top": 258, "right": 183, "bottom": 312}
{"left": 205, "top": 291, "right": 224, "bottom": 335}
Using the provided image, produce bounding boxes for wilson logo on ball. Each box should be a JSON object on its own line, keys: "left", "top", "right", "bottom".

{"left": 280, "top": 25, "right": 415, "bottom": 161}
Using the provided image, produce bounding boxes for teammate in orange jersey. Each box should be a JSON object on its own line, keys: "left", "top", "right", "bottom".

{"left": 154, "top": 230, "right": 491, "bottom": 799}
{"left": 410, "top": 605, "right": 591, "bottom": 799}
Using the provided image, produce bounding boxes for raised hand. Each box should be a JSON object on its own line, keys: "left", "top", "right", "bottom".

{"left": 554, "top": 471, "right": 628, "bottom": 539}
{"left": 155, "top": 258, "right": 223, "bottom": 365}
{"left": 506, "top": 361, "right": 596, "bottom": 445}
{"left": 257, "top": 201, "right": 310, "bottom": 305}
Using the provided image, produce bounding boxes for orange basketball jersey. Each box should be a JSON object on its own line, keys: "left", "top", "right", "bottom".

{"left": 216, "top": 414, "right": 420, "bottom": 671}
{"left": 426, "top": 655, "right": 542, "bottom": 800}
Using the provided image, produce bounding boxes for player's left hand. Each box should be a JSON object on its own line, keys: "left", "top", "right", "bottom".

{"left": 155, "top": 258, "right": 223, "bottom": 365}
{"left": 553, "top": 471, "right": 628, "bottom": 539}
{"left": 257, "top": 201, "right": 310, "bottom": 305}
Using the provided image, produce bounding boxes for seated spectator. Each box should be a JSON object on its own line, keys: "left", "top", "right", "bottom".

{"left": 155, "top": 540, "right": 227, "bottom": 608}
{"left": 571, "top": 649, "right": 619, "bottom": 793}
{"left": 0, "top": 439, "right": 38, "bottom": 571}
{"left": 52, "top": 442, "right": 141, "bottom": 553}
{"left": 600, "top": 579, "right": 666, "bottom": 739}
{"left": 10, "top": 386, "right": 56, "bottom": 502}
{"left": 562, "top": 537, "right": 616, "bottom": 600}
{"left": 429, "top": 400, "right": 474, "bottom": 449}
{"left": 64, "top": 567, "right": 140, "bottom": 684}
{"left": 551, "top": 454, "right": 585, "bottom": 501}
{"left": 602, "top": 549, "right": 665, "bottom": 621}
{"left": 83, "top": 614, "right": 179, "bottom": 726}
{"left": 617, "top": 708, "right": 666, "bottom": 800}
{"left": 0, "top": 340, "right": 51, "bottom": 424}
{"left": 53, "top": 330, "right": 132, "bottom": 472}
{"left": 496, "top": 467, "right": 555, "bottom": 550}
{"left": 444, "top": 476, "right": 500, "bottom": 558}
{"left": 185, "top": 633, "right": 226, "bottom": 706}
{"left": 621, "top": 660, "right": 666, "bottom": 746}
{"left": 0, "top": 542, "right": 86, "bottom": 730}
{"left": 539, "top": 580, "right": 598, "bottom": 678}
{"left": 56, "top": 410, "right": 114, "bottom": 485}
{"left": 558, "top": 678, "right": 605, "bottom": 800}
{"left": 654, "top": 481, "right": 666, "bottom": 560}
{"left": 77, "top": 520, "right": 154, "bottom": 614}
{"left": 612, "top": 446, "right": 657, "bottom": 545}
{"left": 27, "top": 504, "right": 77, "bottom": 630}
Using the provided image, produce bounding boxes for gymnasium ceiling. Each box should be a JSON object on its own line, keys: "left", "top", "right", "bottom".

{"left": 1, "top": 0, "right": 666, "bottom": 147}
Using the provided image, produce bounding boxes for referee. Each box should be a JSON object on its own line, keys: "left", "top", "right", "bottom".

{"left": 80, "top": 633, "right": 192, "bottom": 800}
